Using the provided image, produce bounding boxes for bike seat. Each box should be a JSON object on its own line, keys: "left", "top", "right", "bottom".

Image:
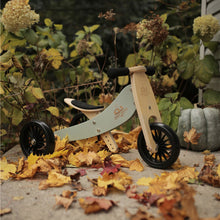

{"left": 64, "top": 98, "right": 104, "bottom": 112}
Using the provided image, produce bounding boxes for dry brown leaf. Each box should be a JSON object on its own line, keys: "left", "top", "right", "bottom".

{"left": 62, "top": 190, "right": 77, "bottom": 199}
{"left": 110, "top": 154, "right": 130, "bottom": 167}
{"left": 183, "top": 127, "right": 202, "bottom": 145}
{"left": 79, "top": 197, "right": 115, "bottom": 214}
{"left": 0, "top": 208, "right": 12, "bottom": 216}
{"left": 125, "top": 206, "right": 162, "bottom": 220}
{"left": 55, "top": 195, "right": 74, "bottom": 210}
{"left": 93, "top": 186, "right": 108, "bottom": 196}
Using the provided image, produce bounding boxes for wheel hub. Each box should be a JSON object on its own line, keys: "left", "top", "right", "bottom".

{"left": 31, "top": 138, "right": 36, "bottom": 146}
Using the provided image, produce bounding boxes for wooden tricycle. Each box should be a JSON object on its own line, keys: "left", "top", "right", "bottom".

{"left": 19, "top": 66, "right": 180, "bottom": 169}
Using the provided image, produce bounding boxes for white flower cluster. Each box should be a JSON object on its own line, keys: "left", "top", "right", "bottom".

{"left": 1, "top": 0, "right": 39, "bottom": 33}
{"left": 193, "top": 14, "right": 220, "bottom": 42}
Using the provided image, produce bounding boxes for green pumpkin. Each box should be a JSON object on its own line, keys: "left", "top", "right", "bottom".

{"left": 177, "top": 107, "right": 220, "bottom": 151}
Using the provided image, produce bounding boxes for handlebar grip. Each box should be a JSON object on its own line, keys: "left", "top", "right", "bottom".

{"left": 107, "top": 67, "right": 129, "bottom": 79}
{"left": 107, "top": 66, "right": 155, "bottom": 79}
{"left": 145, "top": 66, "right": 155, "bottom": 76}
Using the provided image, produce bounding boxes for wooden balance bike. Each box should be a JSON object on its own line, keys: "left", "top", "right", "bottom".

{"left": 19, "top": 66, "right": 180, "bottom": 169}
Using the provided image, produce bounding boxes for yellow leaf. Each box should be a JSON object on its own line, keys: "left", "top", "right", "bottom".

{"left": 47, "top": 106, "right": 59, "bottom": 117}
{"left": 39, "top": 170, "right": 71, "bottom": 190}
{"left": 136, "top": 177, "right": 154, "bottom": 186}
{"left": 55, "top": 136, "right": 69, "bottom": 152}
{"left": 97, "top": 171, "right": 132, "bottom": 191}
{"left": 54, "top": 24, "right": 63, "bottom": 31}
{"left": 44, "top": 18, "right": 53, "bottom": 27}
{"left": 13, "top": 196, "right": 24, "bottom": 201}
{"left": 97, "top": 150, "right": 111, "bottom": 162}
{"left": 183, "top": 127, "right": 202, "bottom": 145}
{"left": 129, "top": 159, "right": 144, "bottom": 172}
{"left": 110, "top": 154, "right": 130, "bottom": 167}
{"left": 32, "top": 87, "right": 45, "bottom": 99}
{"left": 0, "top": 157, "right": 16, "bottom": 180}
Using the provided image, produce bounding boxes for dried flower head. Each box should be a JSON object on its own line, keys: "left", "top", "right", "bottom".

{"left": 193, "top": 14, "right": 220, "bottom": 42}
{"left": 1, "top": 0, "right": 39, "bottom": 33}
{"left": 98, "top": 9, "right": 116, "bottom": 21}
{"left": 136, "top": 15, "right": 168, "bottom": 47}
{"left": 76, "top": 39, "right": 89, "bottom": 55}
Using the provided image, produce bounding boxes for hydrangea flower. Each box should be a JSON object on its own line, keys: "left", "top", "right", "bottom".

{"left": 1, "top": 0, "right": 39, "bottom": 33}
{"left": 193, "top": 14, "right": 220, "bottom": 42}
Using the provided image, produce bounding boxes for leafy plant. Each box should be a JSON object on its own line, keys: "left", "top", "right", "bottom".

{"left": 158, "top": 92, "right": 193, "bottom": 131}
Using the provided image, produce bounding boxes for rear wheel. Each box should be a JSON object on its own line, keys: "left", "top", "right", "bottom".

{"left": 70, "top": 112, "right": 87, "bottom": 126}
{"left": 20, "top": 120, "right": 55, "bottom": 157}
{"left": 138, "top": 122, "right": 180, "bottom": 169}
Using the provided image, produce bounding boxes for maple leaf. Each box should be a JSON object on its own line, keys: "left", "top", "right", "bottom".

{"left": 136, "top": 177, "right": 154, "bottom": 186}
{"left": 54, "top": 135, "right": 69, "bottom": 152}
{"left": 0, "top": 157, "right": 16, "bottom": 180}
{"left": 129, "top": 158, "right": 144, "bottom": 172}
{"left": 54, "top": 195, "right": 74, "bottom": 210}
{"left": 92, "top": 186, "right": 108, "bottom": 196}
{"left": 183, "top": 127, "right": 202, "bottom": 145}
{"left": 110, "top": 154, "right": 130, "bottom": 167}
{"left": 100, "top": 158, "right": 121, "bottom": 175}
{"left": 97, "top": 170, "right": 132, "bottom": 191}
{"left": 39, "top": 170, "right": 71, "bottom": 190}
{"left": 79, "top": 197, "right": 115, "bottom": 214}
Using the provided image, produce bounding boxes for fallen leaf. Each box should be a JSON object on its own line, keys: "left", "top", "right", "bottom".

{"left": 0, "top": 208, "right": 11, "bottom": 216}
{"left": 100, "top": 158, "right": 121, "bottom": 175}
{"left": 79, "top": 197, "right": 115, "bottom": 214}
{"left": 93, "top": 186, "right": 108, "bottom": 196}
{"left": 183, "top": 127, "right": 202, "bottom": 146}
{"left": 217, "top": 164, "right": 220, "bottom": 177}
{"left": 98, "top": 170, "right": 132, "bottom": 191}
{"left": 214, "top": 193, "right": 220, "bottom": 201}
{"left": 13, "top": 196, "right": 24, "bottom": 201}
{"left": 55, "top": 135, "right": 69, "bottom": 152}
{"left": 129, "top": 159, "right": 144, "bottom": 172}
{"left": 136, "top": 177, "right": 154, "bottom": 186}
{"left": 55, "top": 195, "right": 74, "bottom": 210}
{"left": 0, "top": 157, "right": 17, "bottom": 180}
{"left": 39, "top": 170, "right": 71, "bottom": 190}
{"left": 110, "top": 154, "right": 130, "bottom": 167}
{"left": 125, "top": 206, "right": 162, "bottom": 220}
{"left": 62, "top": 190, "right": 77, "bottom": 199}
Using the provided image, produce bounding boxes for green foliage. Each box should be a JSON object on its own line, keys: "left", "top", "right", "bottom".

{"left": 158, "top": 93, "right": 193, "bottom": 131}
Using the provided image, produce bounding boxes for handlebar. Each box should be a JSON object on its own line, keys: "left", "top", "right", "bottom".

{"left": 107, "top": 66, "right": 155, "bottom": 79}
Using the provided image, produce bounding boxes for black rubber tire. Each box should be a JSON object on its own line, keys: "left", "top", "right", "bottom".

{"left": 137, "top": 122, "right": 180, "bottom": 169}
{"left": 20, "top": 120, "right": 55, "bottom": 157}
{"left": 70, "top": 112, "right": 88, "bottom": 126}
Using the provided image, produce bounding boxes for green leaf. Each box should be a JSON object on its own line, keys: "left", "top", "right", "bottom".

{"left": 160, "top": 13, "right": 168, "bottom": 23}
{"left": 22, "top": 29, "right": 39, "bottom": 45}
{"left": 0, "top": 129, "right": 7, "bottom": 137}
{"left": 175, "top": 102, "right": 181, "bottom": 116}
{"left": 89, "top": 24, "right": 100, "bottom": 33}
{"left": 69, "top": 70, "right": 76, "bottom": 82}
{"left": 158, "top": 98, "right": 172, "bottom": 111}
{"left": 161, "top": 112, "right": 171, "bottom": 125}
{"left": 46, "top": 106, "right": 59, "bottom": 117}
{"left": 169, "top": 103, "right": 177, "bottom": 112}
{"left": 83, "top": 26, "right": 90, "bottom": 33}
{"left": 24, "top": 89, "right": 37, "bottom": 103}
{"left": 195, "top": 57, "right": 214, "bottom": 83}
{"left": 0, "top": 83, "right": 5, "bottom": 95}
{"left": 32, "top": 87, "right": 45, "bottom": 99}
{"left": 169, "top": 113, "right": 179, "bottom": 131}
{"left": 179, "top": 97, "right": 193, "bottom": 109}
{"left": 125, "top": 53, "right": 137, "bottom": 67}
{"left": 165, "top": 92, "right": 179, "bottom": 102}
{"left": 12, "top": 108, "right": 23, "bottom": 126}
{"left": 203, "top": 89, "right": 220, "bottom": 105}
{"left": 0, "top": 50, "right": 12, "bottom": 63}
{"left": 178, "top": 59, "right": 194, "bottom": 80}
{"left": 203, "top": 41, "right": 219, "bottom": 53}
{"left": 90, "top": 34, "right": 102, "bottom": 45}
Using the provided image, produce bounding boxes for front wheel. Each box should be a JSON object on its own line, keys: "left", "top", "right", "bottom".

{"left": 138, "top": 122, "right": 180, "bottom": 169}
{"left": 20, "top": 120, "right": 55, "bottom": 157}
